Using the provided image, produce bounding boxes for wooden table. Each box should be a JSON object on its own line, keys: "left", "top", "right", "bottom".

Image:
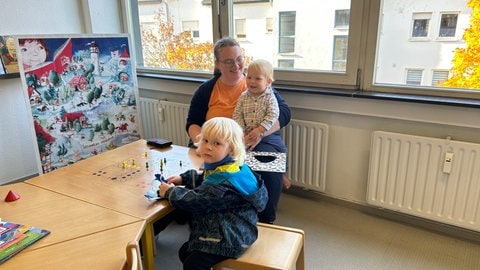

{"left": 1, "top": 220, "right": 145, "bottom": 269}
{"left": 26, "top": 140, "right": 202, "bottom": 270}
{"left": 1, "top": 183, "right": 141, "bottom": 250}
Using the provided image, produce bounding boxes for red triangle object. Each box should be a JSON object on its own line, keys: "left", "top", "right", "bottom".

{"left": 5, "top": 190, "right": 20, "bottom": 202}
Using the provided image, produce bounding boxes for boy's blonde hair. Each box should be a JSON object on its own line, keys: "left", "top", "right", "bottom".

{"left": 247, "top": 59, "right": 274, "bottom": 82}
{"left": 198, "top": 117, "right": 246, "bottom": 164}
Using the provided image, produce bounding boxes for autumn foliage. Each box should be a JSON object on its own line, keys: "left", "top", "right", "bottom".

{"left": 141, "top": 10, "right": 214, "bottom": 71}
{"left": 442, "top": 0, "right": 480, "bottom": 89}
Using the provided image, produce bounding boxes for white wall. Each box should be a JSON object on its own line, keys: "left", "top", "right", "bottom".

{"left": 0, "top": 0, "right": 124, "bottom": 184}
{"left": 137, "top": 76, "right": 480, "bottom": 204}
{"left": 2, "top": 0, "right": 480, "bottom": 211}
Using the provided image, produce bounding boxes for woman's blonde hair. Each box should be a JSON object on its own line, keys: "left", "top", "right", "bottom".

{"left": 198, "top": 117, "right": 246, "bottom": 163}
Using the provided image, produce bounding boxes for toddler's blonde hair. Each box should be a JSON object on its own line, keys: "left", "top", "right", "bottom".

{"left": 247, "top": 59, "right": 274, "bottom": 82}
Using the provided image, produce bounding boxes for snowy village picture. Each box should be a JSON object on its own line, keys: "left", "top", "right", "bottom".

{"left": 17, "top": 35, "right": 141, "bottom": 174}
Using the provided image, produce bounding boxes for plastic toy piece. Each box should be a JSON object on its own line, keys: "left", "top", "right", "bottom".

{"left": 5, "top": 190, "right": 21, "bottom": 202}
{"left": 145, "top": 174, "right": 168, "bottom": 200}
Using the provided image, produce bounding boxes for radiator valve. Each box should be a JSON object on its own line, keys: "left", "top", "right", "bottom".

{"left": 443, "top": 151, "right": 454, "bottom": 174}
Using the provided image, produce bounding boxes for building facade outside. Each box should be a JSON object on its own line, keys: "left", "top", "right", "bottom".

{"left": 138, "top": 0, "right": 470, "bottom": 87}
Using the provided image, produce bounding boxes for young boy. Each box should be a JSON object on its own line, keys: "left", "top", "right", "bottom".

{"left": 232, "top": 59, "right": 291, "bottom": 189}
{"left": 159, "top": 117, "right": 268, "bottom": 270}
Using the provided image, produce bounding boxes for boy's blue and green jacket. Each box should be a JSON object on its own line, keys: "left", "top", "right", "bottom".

{"left": 164, "top": 162, "right": 268, "bottom": 258}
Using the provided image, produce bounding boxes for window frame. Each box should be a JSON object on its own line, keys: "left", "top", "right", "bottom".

{"left": 127, "top": 0, "right": 480, "bottom": 101}
{"left": 361, "top": 1, "right": 479, "bottom": 100}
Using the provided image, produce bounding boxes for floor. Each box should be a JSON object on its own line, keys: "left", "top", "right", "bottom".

{"left": 154, "top": 191, "right": 480, "bottom": 270}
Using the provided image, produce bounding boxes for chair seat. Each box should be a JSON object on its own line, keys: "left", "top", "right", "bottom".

{"left": 213, "top": 223, "right": 305, "bottom": 270}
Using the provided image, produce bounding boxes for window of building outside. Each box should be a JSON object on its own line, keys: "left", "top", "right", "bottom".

{"left": 411, "top": 13, "right": 431, "bottom": 38}
{"left": 439, "top": 13, "right": 458, "bottom": 37}
{"left": 278, "top": 11, "right": 296, "bottom": 54}
{"left": 133, "top": 0, "right": 480, "bottom": 100}
{"left": 432, "top": 70, "right": 449, "bottom": 86}
{"left": 335, "top": 9, "right": 350, "bottom": 28}
{"left": 406, "top": 69, "right": 423, "bottom": 85}
{"left": 278, "top": 59, "right": 294, "bottom": 68}
{"left": 266, "top": 17, "right": 273, "bottom": 33}
{"left": 235, "top": 19, "right": 246, "bottom": 39}
{"left": 182, "top": 20, "right": 200, "bottom": 38}
{"left": 333, "top": 35, "right": 348, "bottom": 71}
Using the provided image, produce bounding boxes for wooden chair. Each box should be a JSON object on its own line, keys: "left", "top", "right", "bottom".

{"left": 125, "top": 240, "right": 143, "bottom": 270}
{"left": 213, "top": 223, "right": 305, "bottom": 270}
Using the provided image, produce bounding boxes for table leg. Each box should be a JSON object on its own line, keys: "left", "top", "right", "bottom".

{"left": 141, "top": 223, "right": 155, "bottom": 270}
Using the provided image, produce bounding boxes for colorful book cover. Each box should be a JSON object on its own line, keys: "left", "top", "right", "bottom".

{"left": 0, "top": 221, "right": 50, "bottom": 265}
{"left": 0, "top": 222, "right": 21, "bottom": 248}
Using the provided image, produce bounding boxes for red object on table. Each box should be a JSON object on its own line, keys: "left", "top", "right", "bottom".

{"left": 5, "top": 190, "right": 21, "bottom": 202}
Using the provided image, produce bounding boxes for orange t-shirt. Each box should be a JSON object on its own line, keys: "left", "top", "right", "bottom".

{"left": 206, "top": 77, "right": 247, "bottom": 120}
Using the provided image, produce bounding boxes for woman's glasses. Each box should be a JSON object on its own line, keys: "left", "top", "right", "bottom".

{"left": 219, "top": 56, "right": 244, "bottom": 67}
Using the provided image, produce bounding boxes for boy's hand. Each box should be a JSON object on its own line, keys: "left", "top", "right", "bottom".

{"left": 159, "top": 182, "right": 174, "bottom": 197}
{"left": 166, "top": 175, "right": 182, "bottom": 185}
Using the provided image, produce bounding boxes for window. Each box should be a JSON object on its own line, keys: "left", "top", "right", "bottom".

{"left": 432, "top": 70, "right": 449, "bottom": 86}
{"left": 183, "top": 20, "right": 200, "bottom": 38}
{"left": 279, "top": 11, "right": 296, "bottom": 54}
{"left": 133, "top": 0, "right": 358, "bottom": 87}
{"left": 235, "top": 19, "right": 246, "bottom": 39}
{"left": 135, "top": 0, "right": 213, "bottom": 70}
{"left": 411, "top": 13, "right": 431, "bottom": 38}
{"left": 368, "top": 0, "right": 476, "bottom": 98}
{"left": 439, "top": 13, "right": 458, "bottom": 37}
{"left": 335, "top": 9, "right": 350, "bottom": 28}
{"left": 333, "top": 36, "right": 348, "bottom": 71}
{"left": 278, "top": 59, "right": 294, "bottom": 68}
{"left": 266, "top": 17, "right": 273, "bottom": 33}
{"left": 406, "top": 69, "right": 423, "bottom": 85}
{"left": 131, "top": 0, "right": 480, "bottom": 100}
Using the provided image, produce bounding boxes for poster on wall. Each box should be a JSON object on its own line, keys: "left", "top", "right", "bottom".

{"left": 0, "top": 35, "right": 19, "bottom": 77}
{"left": 17, "top": 35, "right": 142, "bottom": 174}
{"left": 0, "top": 58, "right": 5, "bottom": 75}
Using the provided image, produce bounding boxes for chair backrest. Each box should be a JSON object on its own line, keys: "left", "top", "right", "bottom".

{"left": 125, "top": 240, "right": 143, "bottom": 270}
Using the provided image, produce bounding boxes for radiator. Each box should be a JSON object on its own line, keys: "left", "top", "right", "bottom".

{"left": 140, "top": 98, "right": 329, "bottom": 192}
{"left": 367, "top": 131, "right": 480, "bottom": 232}
{"left": 139, "top": 98, "right": 190, "bottom": 146}
{"left": 282, "top": 120, "right": 328, "bottom": 192}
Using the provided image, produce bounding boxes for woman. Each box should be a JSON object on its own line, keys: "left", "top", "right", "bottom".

{"left": 186, "top": 37, "right": 291, "bottom": 224}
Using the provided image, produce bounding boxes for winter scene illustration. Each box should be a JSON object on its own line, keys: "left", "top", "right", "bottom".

{"left": 18, "top": 36, "right": 141, "bottom": 173}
